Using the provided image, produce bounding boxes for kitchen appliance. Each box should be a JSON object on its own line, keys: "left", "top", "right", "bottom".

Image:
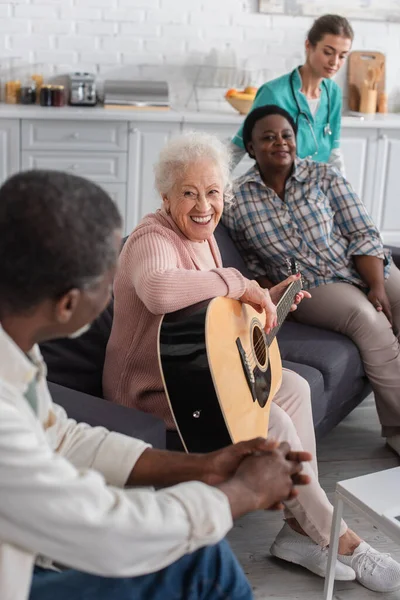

{"left": 68, "top": 72, "right": 97, "bottom": 106}
{"left": 103, "top": 80, "right": 169, "bottom": 109}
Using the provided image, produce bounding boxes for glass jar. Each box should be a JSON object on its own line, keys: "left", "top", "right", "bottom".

{"left": 20, "top": 83, "right": 36, "bottom": 104}
{"left": 40, "top": 85, "right": 52, "bottom": 107}
{"left": 51, "top": 85, "right": 65, "bottom": 107}
{"left": 5, "top": 80, "right": 21, "bottom": 104}
{"left": 31, "top": 74, "right": 43, "bottom": 104}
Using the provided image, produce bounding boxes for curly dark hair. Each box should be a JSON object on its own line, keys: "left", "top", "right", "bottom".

{"left": 0, "top": 170, "right": 122, "bottom": 315}
{"left": 242, "top": 104, "right": 298, "bottom": 157}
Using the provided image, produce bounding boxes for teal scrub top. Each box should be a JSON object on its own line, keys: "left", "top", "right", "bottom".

{"left": 232, "top": 68, "right": 342, "bottom": 164}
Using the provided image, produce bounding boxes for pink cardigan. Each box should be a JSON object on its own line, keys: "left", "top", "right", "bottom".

{"left": 103, "top": 210, "right": 248, "bottom": 429}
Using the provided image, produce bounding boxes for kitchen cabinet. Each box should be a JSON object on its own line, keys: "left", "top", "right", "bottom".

{"left": 21, "top": 120, "right": 128, "bottom": 152}
{"left": 340, "top": 127, "right": 400, "bottom": 245}
{"left": 340, "top": 128, "right": 378, "bottom": 216}
{"left": 20, "top": 118, "right": 130, "bottom": 231}
{"left": 126, "top": 121, "right": 181, "bottom": 233}
{"left": 0, "top": 119, "right": 20, "bottom": 185}
{"left": 21, "top": 151, "right": 127, "bottom": 183}
{"left": 373, "top": 129, "right": 400, "bottom": 245}
{"left": 98, "top": 183, "right": 127, "bottom": 221}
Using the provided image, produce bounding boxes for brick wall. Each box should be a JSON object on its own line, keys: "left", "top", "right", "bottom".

{"left": 1, "top": 0, "right": 400, "bottom": 111}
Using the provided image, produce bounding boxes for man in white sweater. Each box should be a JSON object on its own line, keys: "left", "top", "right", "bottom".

{"left": 0, "top": 170, "right": 311, "bottom": 600}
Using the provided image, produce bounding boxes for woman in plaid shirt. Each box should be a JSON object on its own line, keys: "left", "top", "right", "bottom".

{"left": 223, "top": 104, "right": 400, "bottom": 457}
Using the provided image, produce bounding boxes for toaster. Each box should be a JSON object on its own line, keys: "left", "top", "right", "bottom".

{"left": 68, "top": 72, "right": 97, "bottom": 106}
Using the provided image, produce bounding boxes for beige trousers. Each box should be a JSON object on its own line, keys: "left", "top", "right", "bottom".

{"left": 270, "top": 369, "right": 347, "bottom": 546}
{"left": 292, "top": 263, "right": 400, "bottom": 437}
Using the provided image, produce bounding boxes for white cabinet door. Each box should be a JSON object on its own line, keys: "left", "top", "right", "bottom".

{"left": 21, "top": 151, "right": 127, "bottom": 183}
{"left": 374, "top": 130, "right": 400, "bottom": 245}
{"left": 22, "top": 120, "right": 128, "bottom": 152}
{"left": 340, "top": 128, "right": 378, "bottom": 216}
{"left": 126, "top": 121, "right": 181, "bottom": 233}
{"left": 97, "top": 183, "right": 127, "bottom": 226}
{"left": 0, "top": 119, "right": 20, "bottom": 185}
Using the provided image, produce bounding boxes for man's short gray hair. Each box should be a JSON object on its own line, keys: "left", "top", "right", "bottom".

{"left": 154, "top": 131, "right": 233, "bottom": 200}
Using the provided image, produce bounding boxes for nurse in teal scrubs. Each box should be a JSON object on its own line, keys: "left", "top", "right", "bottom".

{"left": 231, "top": 14, "right": 353, "bottom": 174}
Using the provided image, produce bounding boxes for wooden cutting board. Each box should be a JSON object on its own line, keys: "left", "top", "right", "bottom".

{"left": 347, "top": 51, "right": 385, "bottom": 112}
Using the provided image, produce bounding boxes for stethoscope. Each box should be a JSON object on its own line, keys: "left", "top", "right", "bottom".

{"left": 289, "top": 68, "right": 332, "bottom": 156}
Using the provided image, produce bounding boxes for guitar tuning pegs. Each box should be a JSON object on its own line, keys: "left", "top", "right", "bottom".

{"left": 286, "top": 257, "right": 299, "bottom": 275}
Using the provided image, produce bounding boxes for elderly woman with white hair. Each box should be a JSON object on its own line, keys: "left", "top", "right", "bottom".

{"left": 103, "top": 132, "right": 400, "bottom": 592}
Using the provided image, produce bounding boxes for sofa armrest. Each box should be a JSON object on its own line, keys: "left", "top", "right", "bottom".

{"left": 48, "top": 382, "right": 166, "bottom": 449}
{"left": 386, "top": 246, "right": 400, "bottom": 270}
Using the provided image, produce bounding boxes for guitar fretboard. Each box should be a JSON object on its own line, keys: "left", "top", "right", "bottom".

{"left": 265, "top": 278, "right": 302, "bottom": 346}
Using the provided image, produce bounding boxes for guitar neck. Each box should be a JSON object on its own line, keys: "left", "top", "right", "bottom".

{"left": 265, "top": 279, "right": 302, "bottom": 346}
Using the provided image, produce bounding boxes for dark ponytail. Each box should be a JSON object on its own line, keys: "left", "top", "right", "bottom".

{"left": 307, "top": 14, "right": 354, "bottom": 47}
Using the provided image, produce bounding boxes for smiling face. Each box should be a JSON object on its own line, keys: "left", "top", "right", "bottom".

{"left": 247, "top": 114, "right": 297, "bottom": 173}
{"left": 306, "top": 34, "right": 352, "bottom": 79}
{"left": 162, "top": 159, "right": 224, "bottom": 242}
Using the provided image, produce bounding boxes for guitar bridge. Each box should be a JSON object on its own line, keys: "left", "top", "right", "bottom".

{"left": 236, "top": 337, "right": 256, "bottom": 401}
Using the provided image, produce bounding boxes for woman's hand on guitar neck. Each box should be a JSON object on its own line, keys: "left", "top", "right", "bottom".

{"left": 269, "top": 274, "right": 312, "bottom": 312}
{"left": 239, "top": 279, "right": 277, "bottom": 333}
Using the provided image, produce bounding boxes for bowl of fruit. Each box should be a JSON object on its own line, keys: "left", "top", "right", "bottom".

{"left": 225, "top": 86, "right": 257, "bottom": 114}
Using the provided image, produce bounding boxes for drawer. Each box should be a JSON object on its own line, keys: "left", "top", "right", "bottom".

{"left": 96, "top": 183, "right": 127, "bottom": 230}
{"left": 21, "top": 151, "right": 127, "bottom": 183}
{"left": 22, "top": 120, "right": 128, "bottom": 152}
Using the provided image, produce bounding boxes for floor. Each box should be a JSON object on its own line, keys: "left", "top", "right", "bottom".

{"left": 228, "top": 395, "right": 400, "bottom": 600}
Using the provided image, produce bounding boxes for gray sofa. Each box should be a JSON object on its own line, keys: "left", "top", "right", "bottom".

{"left": 41, "top": 226, "right": 399, "bottom": 445}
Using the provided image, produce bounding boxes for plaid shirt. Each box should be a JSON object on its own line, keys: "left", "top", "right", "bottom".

{"left": 222, "top": 158, "right": 391, "bottom": 290}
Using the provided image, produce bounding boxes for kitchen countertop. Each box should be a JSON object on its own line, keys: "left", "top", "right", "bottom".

{"left": 1, "top": 103, "right": 400, "bottom": 128}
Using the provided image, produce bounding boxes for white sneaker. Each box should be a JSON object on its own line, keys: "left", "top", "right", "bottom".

{"left": 270, "top": 523, "right": 355, "bottom": 580}
{"left": 338, "top": 541, "right": 400, "bottom": 592}
{"left": 386, "top": 435, "right": 400, "bottom": 456}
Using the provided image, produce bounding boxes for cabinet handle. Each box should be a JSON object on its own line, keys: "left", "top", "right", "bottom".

{"left": 380, "top": 134, "right": 388, "bottom": 141}
{"left": 71, "top": 132, "right": 80, "bottom": 139}
{"left": 129, "top": 127, "right": 139, "bottom": 134}
{"left": 69, "top": 164, "right": 79, "bottom": 171}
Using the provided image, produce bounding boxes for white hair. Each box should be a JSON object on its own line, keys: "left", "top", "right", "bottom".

{"left": 154, "top": 131, "right": 233, "bottom": 201}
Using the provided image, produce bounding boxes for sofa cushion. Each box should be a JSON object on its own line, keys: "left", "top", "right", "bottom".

{"left": 49, "top": 382, "right": 165, "bottom": 448}
{"left": 282, "top": 359, "right": 327, "bottom": 426}
{"left": 278, "top": 320, "right": 370, "bottom": 422}
{"left": 40, "top": 302, "right": 113, "bottom": 398}
{"left": 278, "top": 321, "right": 365, "bottom": 389}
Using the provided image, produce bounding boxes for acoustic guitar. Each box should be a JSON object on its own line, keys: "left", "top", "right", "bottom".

{"left": 158, "top": 260, "right": 302, "bottom": 453}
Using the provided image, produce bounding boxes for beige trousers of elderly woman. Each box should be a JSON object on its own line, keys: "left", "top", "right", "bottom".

{"left": 269, "top": 369, "right": 347, "bottom": 547}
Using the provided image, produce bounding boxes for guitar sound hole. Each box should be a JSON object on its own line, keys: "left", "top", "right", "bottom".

{"left": 252, "top": 325, "right": 267, "bottom": 368}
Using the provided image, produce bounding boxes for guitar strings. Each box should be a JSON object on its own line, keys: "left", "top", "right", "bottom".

{"left": 244, "top": 269, "right": 303, "bottom": 366}
{"left": 245, "top": 303, "right": 288, "bottom": 367}
{"left": 243, "top": 282, "right": 301, "bottom": 367}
